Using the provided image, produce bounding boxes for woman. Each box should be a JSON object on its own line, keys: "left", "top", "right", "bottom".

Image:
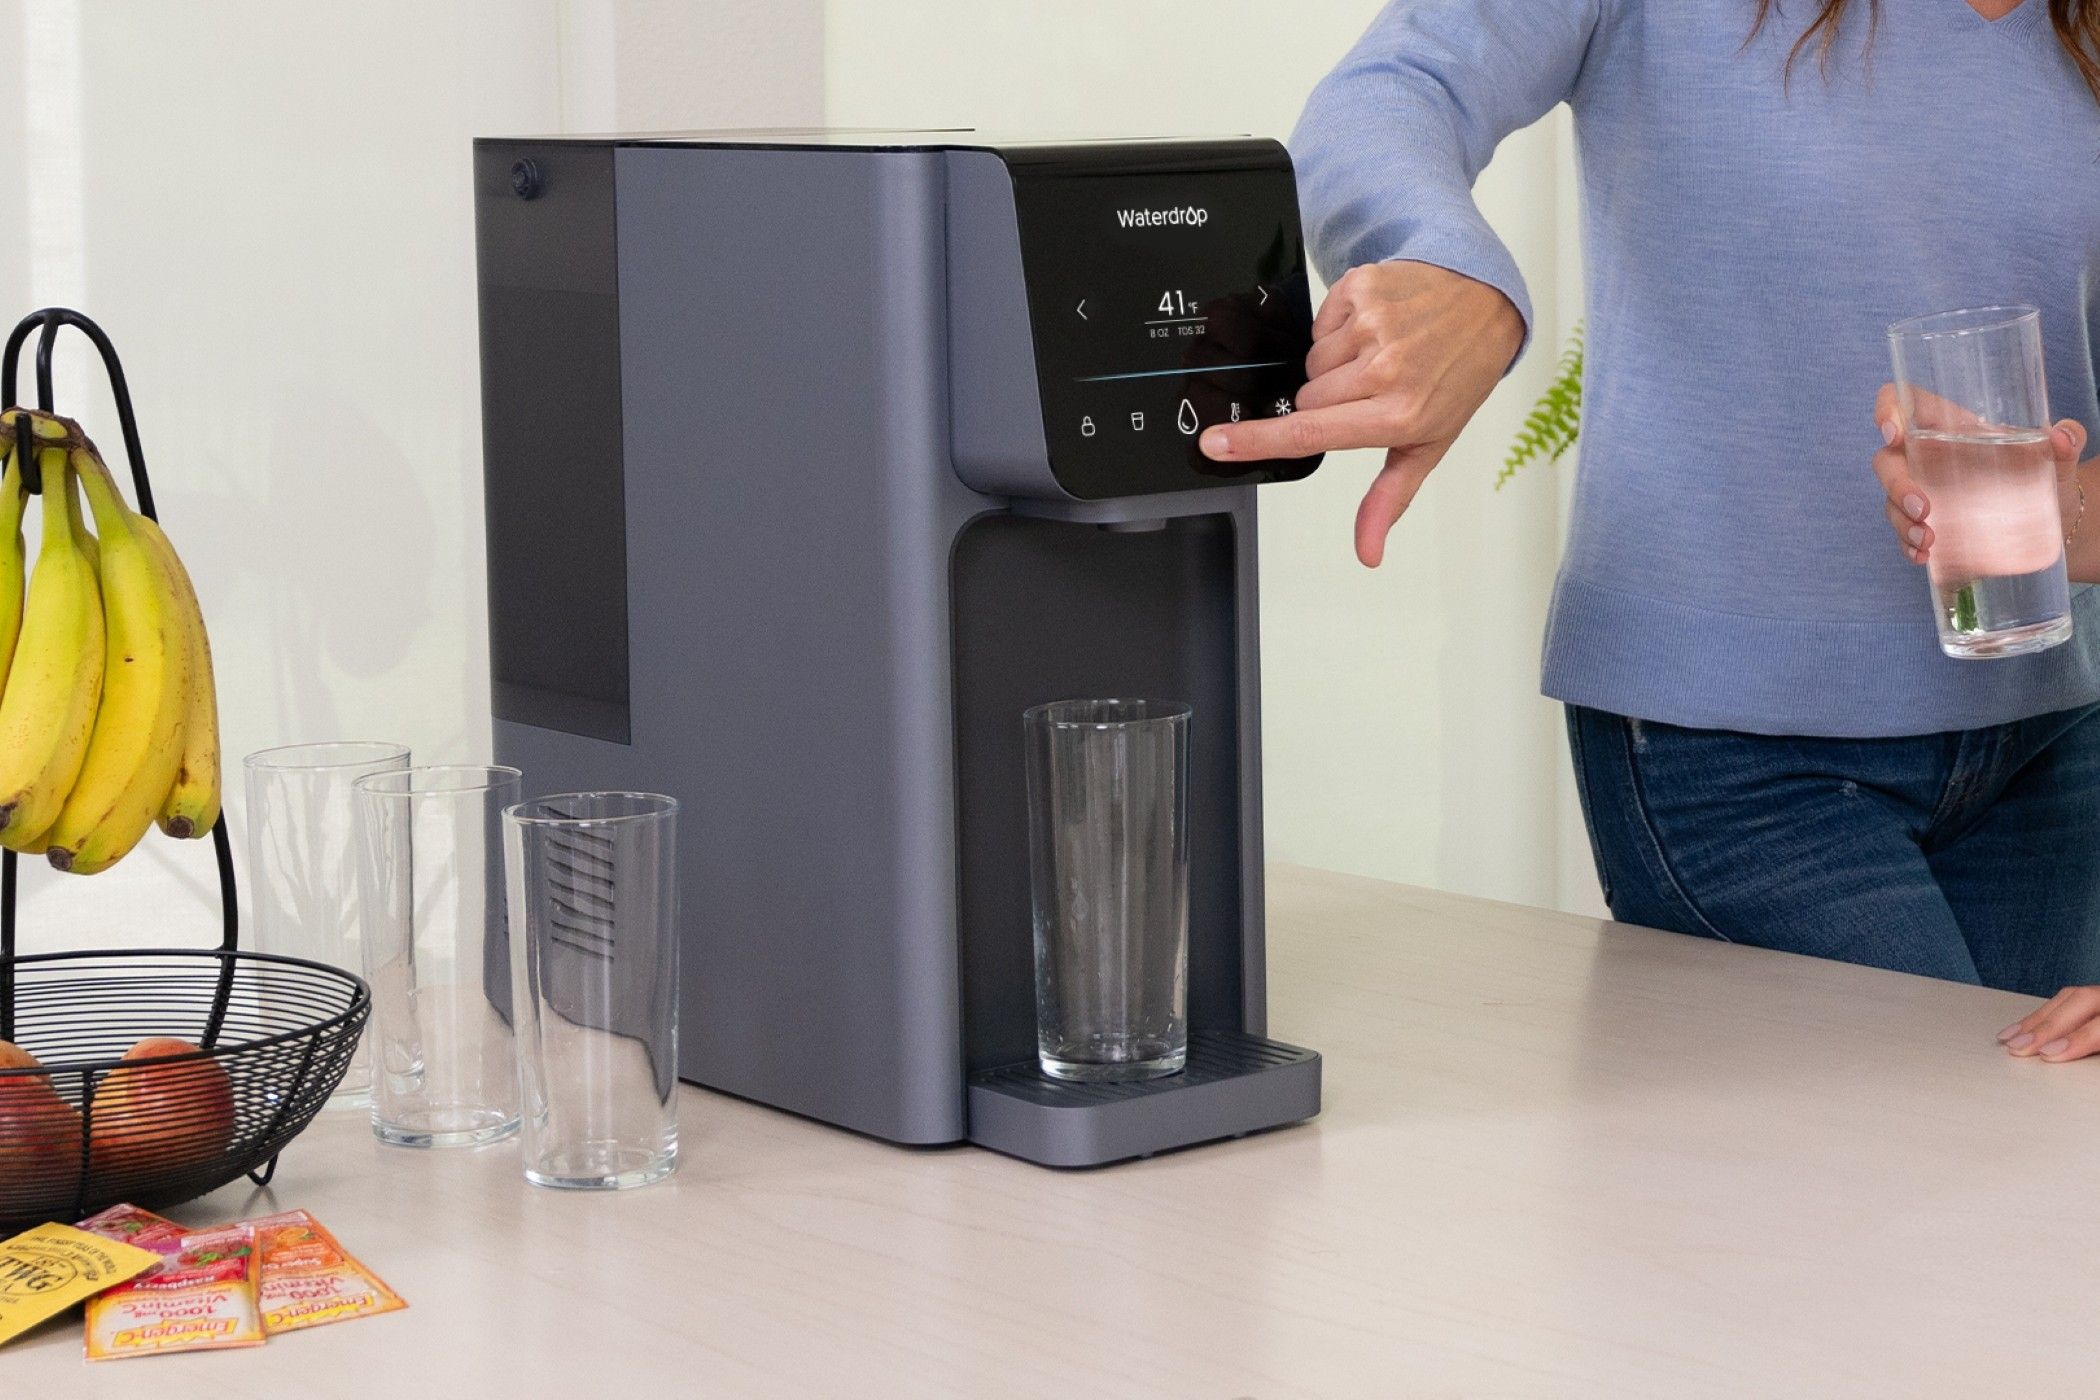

{"left": 1202, "top": 3, "right": 2100, "bottom": 994}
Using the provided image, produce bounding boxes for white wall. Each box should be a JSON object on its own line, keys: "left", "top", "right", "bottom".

{"left": 827, "top": 1, "right": 1603, "bottom": 914}
{"left": 0, "top": 0, "right": 823, "bottom": 944}
{"left": 555, "top": 0, "right": 825, "bottom": 131}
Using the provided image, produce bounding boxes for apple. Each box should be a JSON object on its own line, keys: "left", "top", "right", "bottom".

{"left": 89, "top": 1037, "right": 237, "bottom": 1175}
{"left": 0, "top": 1039, "right": 84, "bottom": 1181}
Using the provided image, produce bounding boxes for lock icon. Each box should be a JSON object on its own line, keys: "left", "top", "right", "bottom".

{"left": 1080, "top": 415, "right": 1097, "bottom": 437}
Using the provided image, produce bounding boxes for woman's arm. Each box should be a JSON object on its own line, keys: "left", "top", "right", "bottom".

{"left": 1290, "top": 0, "right": 1607, "bottom": 317}
{"left": 1201, "top": 0, "right": 1609, "bottom": 565}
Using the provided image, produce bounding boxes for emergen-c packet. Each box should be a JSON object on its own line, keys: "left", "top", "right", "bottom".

{"left": 85, "top": 1224, "right": 264, "bottom": 1360}
{"left": 75, "top": 1203, "right": 188, "bottom": 1255}
{"left": 252, "top": 1210, "right": 405, "bottom": 1334}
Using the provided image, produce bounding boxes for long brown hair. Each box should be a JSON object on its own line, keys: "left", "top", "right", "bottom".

{"left": 1750, "top": 0, "right": 2100, "bottom": 102}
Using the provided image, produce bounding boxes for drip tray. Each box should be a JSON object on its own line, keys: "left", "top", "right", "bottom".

{"left": 966, "top": 1030, "right": 1321, "bottom": 1168}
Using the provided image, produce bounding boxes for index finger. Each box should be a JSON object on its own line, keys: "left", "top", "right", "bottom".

{"left": 1199, "top": 399, "right": 1396, "bottom": 462}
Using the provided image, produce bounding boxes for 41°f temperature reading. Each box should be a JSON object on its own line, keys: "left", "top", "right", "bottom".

{"left": 1149, "top": 289, "right": 1207, "bottom": 339}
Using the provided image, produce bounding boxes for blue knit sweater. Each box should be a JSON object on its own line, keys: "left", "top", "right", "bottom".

{"left": 1294, "top": 0, "right": 2100, "bottom": 735}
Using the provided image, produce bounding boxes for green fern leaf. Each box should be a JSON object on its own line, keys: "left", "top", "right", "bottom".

{"left": 1497, "top": 321, "right": 1585, "bottom": 491}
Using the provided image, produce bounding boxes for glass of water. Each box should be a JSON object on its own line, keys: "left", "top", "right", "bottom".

{"left": 1024, "top": 699, "right": 1190, "bottom": 1082}
{"left": 1888, "top": 306, "right": 2071, "bottom": 659}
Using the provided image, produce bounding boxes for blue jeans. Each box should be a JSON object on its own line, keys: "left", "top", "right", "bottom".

{"left": 1566, "top": 704, "right": 2100, "bottom": 995}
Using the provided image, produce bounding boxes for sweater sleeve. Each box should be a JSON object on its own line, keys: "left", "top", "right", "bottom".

{"left": 1291, "top": 0, "right": 1605, "bottom": 355}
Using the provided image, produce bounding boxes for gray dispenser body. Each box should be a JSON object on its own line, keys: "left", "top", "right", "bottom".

{"left": 472, "top": 131, "right": 1321, "bottom": 1166}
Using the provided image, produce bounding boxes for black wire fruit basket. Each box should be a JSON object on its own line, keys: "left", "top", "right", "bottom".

{"left": 0, "top": 308, "right": 369, "bottom": 1229}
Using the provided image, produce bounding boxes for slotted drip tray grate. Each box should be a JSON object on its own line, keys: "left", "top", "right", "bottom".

{"left": 966, "top": 1029, "right": 1320, "bottom": 1168}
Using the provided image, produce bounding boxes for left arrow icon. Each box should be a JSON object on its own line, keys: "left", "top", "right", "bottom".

{"left": 1076, "top": 299, "right": 1089, "bottom": 320}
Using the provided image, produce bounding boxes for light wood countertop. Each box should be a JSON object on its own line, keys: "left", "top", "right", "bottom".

{"left": 9, "top": 865, "right": 2094, "bottom": 1395}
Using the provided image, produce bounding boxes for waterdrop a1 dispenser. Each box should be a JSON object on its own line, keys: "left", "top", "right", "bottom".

{"left": 471, "top": 131, "right": 1323, "bottom": 1166}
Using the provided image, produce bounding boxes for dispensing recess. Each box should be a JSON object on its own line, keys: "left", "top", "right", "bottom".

{"left": 472, "top": 130, "right": 1324, "bottom": 1167}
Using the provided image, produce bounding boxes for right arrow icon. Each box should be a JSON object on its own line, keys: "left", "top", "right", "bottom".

{"left": 1256, "top": 286, "right": 1270, "bottom": 306}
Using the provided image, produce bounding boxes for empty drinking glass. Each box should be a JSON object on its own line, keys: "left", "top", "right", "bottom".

{"left": 244, "top": 741, "right": 410, "bottom": 1108}
{"left": 1888, "top": 306, "right": 2072, "bottom": 659}
{"left": 1024, "top": 699, "right": 1190, "bottom": 1082}
{"left": 505, "top": 792, "right": 680, "bottom": 1190}
{"left": 354, "top": 765, "right": 523, "bottom": 1148}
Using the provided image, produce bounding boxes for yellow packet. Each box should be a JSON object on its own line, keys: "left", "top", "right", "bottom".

{"left": 85, "top": 1225, "right": 264, "bottom": 1360}
{"left": 0, "top": 1223, "right": 161, "bottom": 1348}
{"left": 252, "top": 1210, "right": 405, "bottom": 1334}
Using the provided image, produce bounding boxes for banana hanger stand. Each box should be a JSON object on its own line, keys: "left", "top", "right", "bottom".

{"left": 0, "top": 307, "right": 248, "bottom": 1137}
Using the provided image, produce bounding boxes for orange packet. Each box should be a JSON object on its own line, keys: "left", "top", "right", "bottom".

{"left": 85, "top": 1225, "right": 264, "bottom": 1360}
{"left": 252, "top": 1210, "right": 405, "bottom": 1334}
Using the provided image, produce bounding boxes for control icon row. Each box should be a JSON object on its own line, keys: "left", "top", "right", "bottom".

{"left": 1080, "top": 395, "right": 1293, "bottom": 439}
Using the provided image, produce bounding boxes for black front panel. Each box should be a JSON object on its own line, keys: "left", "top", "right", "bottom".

{"left": 1007, "top": 142, "right": 1320, "bottom": 500}
{"left": 952, "top": 512, "right": 1245, "bottom": 1074}
{"left": 474, "top": 141, "right": 632, "bottom": 744}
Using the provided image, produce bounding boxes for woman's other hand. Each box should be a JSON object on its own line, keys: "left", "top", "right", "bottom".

{"left": 1999, "top": 986, "right": 2100, "bottom": 1062}
{"left": 1199, "top": 260, "right": 1523, "bottom": 568}
{"left": 1873, "top": 382, "right": 2092, "bottom": 576}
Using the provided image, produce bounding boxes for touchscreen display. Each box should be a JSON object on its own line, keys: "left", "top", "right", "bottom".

{"left": 1007, "top": 146, "right": 1321, "bottom": 500}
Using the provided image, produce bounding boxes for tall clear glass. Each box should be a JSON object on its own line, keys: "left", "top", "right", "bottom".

{"left": 505, "top": 792, "right": 680, "bottom": 1190}
{"left": 354, "top": 765, "right": 523, "bottom": 1148}
{"left": 243, "top": 741, "right": 411, "bottom": 1109}
{"left": 1888, "top": 306, "right": 2072, "bottom": 659}
{"left": 1024, "top": 699, "right": 1191, "bottom": 1082}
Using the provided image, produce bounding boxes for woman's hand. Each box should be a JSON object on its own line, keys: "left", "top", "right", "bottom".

{"left": 1198, "top": 260, "right": 1523, "bottom": 568}
{"left": 1871, "top": 383, "right": 2092, "bottom": 576}
{"left": 1999, "top": 986, "right": 2100, "bottom": 1062}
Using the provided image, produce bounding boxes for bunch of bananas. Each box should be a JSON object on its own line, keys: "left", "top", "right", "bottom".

{"left": 0, "top": 409, "right": 219, "bottom": 874}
